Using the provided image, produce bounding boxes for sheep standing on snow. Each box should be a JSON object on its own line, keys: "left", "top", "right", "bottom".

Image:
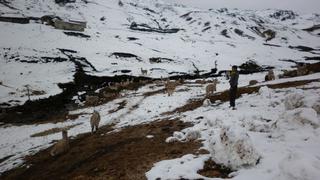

{"left": 165, "top": 80, "right": 177, "bottom": 96}
{"left": 195, "top": 79, "right": 206, "bottom": 84}
{"left": 265, "top": 69, "right": 275, "bottom": 81}
{"left": 90, "top": 110, "right": 101, "bottom": 133}
{"left": 141, "top": 68, "right": 148, "bottom": 75}
{"left": 205, "top": 79, "right": 219, "bottom": 97}
{"left": 50, "top": 130, "right": 69, "bottom": 156}
{"left": 297, "top": 64, "right": 308, "bottom": 76}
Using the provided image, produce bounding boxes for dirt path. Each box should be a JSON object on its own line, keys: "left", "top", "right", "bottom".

{"left": 1, "top": 120, "right": 201, "bottom": 180}
{"left": 164, "top": 78, "right": 320, "bottom": 115}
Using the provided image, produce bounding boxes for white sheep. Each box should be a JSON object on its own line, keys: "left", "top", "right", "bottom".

{"left": 265, "top": 69, "right": 275, "bottom": 81}
{"left": 90, "top": 110, "right": 101, "bottom": 133}
{"left": 165, "top": 80, "right": 177, "bottom": 96}
{"left": 205, "top": 79, "right": 219, "bottom": 97}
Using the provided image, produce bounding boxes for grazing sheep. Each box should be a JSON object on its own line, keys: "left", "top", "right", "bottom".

{"left": 141, "top": 68, "right": 148, "bottom": 75}
{"left": 206, "top": 84, "right": 216, "bottom": 96}
{"left": 102, "top": 91, "right": 117, "bottom": 99}
{"left": 265, "top": 69, "right": 275, "bottom": 81}
{"left": 165, "top": 80, "right": 177, "bottom": 96}
{"left": 195, "top": 79, "right": 206, "bottom": 84}
{"left": 85, "top": 95, "right": 99, "bottom": 106}
{"left": 178, "top": 78, "right": 184, "bottom": 85}
{"left": 50, "top": 130, "right": 69, "bottom": 156}
{"left": 297, "top": 64, "right": 308, "bottom": 76}
{"left": 249, "top": 80, "right": 258, "bottom": 86}
{"left": 205, "top": 79, "right": 219, "bottom": 97}
{"left": 90, "top": 110, "right": 101, "bottom": 133}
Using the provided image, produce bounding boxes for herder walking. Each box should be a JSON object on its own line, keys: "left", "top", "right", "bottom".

{"left": 229, "top": 65, "right": 239, "bottom": 110}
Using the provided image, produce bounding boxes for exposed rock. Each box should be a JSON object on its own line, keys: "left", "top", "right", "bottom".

{"left": 0, "top": 16, "right": 30, "bottom": 24}
{"left": 239, "top": 60, "right": 273, "bottom": 74}
{"left": 110, "top": 52, "right": 142, "bottom": 61}
{"left": 269, "top": 10, "right": 297, "bottom": 21}
{"left": 0, "top": 0, "right": 17, "bottom": 10}
{"left": 55, "top": 0, "right": 76, "bottom": 4}
{"left": 149, "top": 57, "right": 174, "bottom": 63}
{"left": 263, "top": 43, "right": 281, "bottom": 47}
{"left": 304, "top": 56, "right": 320, "bottom": 61}
{"left": 234, "top": 29, "right": 255, "bottom": 40}
{"left": 202, "top": 27, "right": 211, "bottom": 32}
{"left": 220, "top": 29, "right": 230, "bottom": 38}
{"left": 248, "top": 26, "right": 265, "bottom": 38}
{"left": 263, "top": 29, "right": 276, "bottom": 42}
{"left": 129, "top": 22, "right": 180, "bottom": 34}
{"left": 289, "top": 45, "right": 317, "bottom": 52}
{"left": 302, "top": 24, "right": 320, "bottom": 32}
{"left": 54, "top": 19, "right": 86, "bottom": 32}
{"left": 63, "top": 31, "right": 90, "bottom": 38}
{"left": 127, "top": 37, "right": 139, "bottom": 41}
{"left": 40, "top": 15, "right": 61, "bottom": 26}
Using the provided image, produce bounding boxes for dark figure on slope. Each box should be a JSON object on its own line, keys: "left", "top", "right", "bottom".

{"left": 229, "top": 65, "right": 239, "bottom": 110}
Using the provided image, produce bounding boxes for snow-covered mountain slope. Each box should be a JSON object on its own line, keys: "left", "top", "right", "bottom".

{"left": 0, "top": 0, "right": 320, "bottom": 106}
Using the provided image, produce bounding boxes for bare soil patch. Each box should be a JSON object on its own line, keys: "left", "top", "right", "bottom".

{"left": 1, "top": 120, "right": 200, "bottom": 180}
{"left": 198, "top": 159, "right": 232, "bottom": 178}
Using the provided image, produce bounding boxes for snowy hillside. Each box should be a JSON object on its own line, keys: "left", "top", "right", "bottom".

{"left": 0, "top": 0, "right": 320, "bottom": 106}
{"left": 0, "top": 0, "right": 320, "bottom": 180}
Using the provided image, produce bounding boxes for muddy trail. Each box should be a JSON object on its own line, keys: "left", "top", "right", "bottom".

{"left": 1, "top": 120, "right": 202, "bottom": 180}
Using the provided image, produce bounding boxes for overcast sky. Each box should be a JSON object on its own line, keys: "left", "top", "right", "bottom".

{"left": 162, "top": 0, "right": 320, "bottom": 13}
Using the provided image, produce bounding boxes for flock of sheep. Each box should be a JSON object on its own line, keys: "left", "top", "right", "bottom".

{"left": 50, "top": 110, "right": 100, "bottom": 156}
{"left": 49, "top": 63, "right": 311, "bottom": 157}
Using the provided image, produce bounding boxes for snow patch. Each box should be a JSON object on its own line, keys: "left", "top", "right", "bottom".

{"left": 284, "top": 92, "right": 304, "bottom": 110}
{"left": 277, "top": 152, "right": 320, "bottom": 180}
{"left": 209, "top": 126, "right": 261, "bottom": 170}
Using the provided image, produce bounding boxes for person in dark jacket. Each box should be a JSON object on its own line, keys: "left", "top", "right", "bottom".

{"left": 229, "top": 65, "right": 239, "bottom": 109}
